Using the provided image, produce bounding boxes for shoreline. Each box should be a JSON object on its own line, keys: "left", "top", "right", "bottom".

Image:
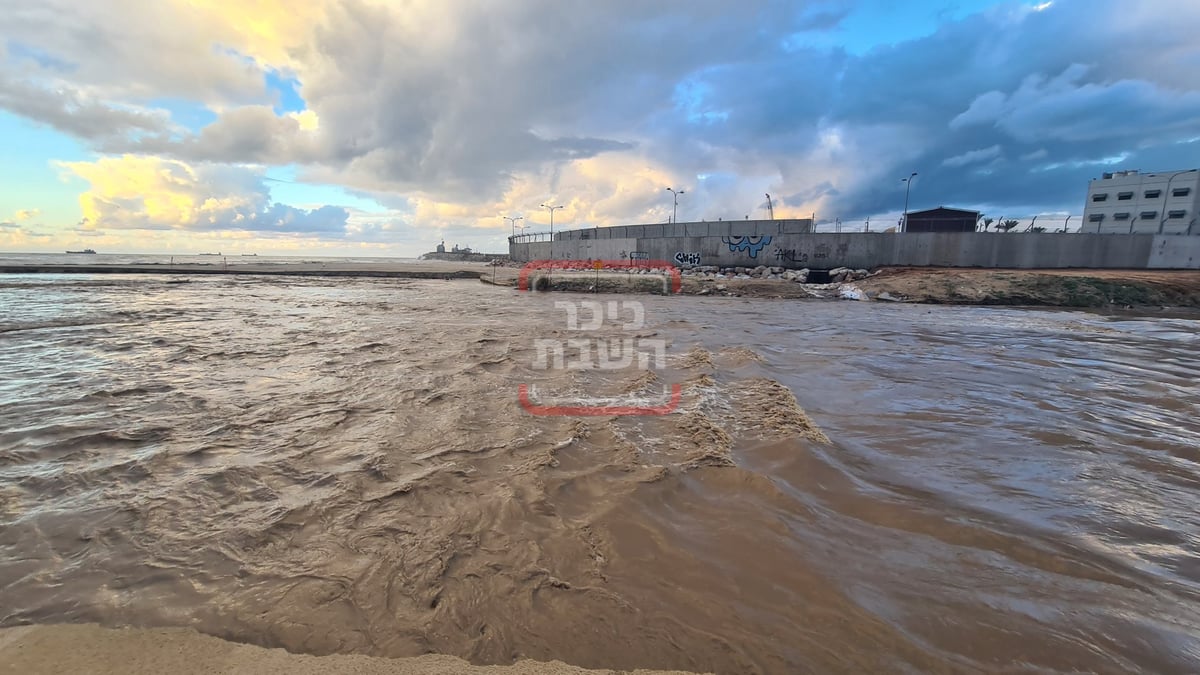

{"left": 0, "top": 624, "right": 704, "bottom": 675}
{"left": 497, "top": 266, "right": 1200, "bottom": 310}
{"left": 0, "top": 261, "right": 490, "bottom": 280}
{"left": 6, "top": 261, "right": 1200, "bottom": 311}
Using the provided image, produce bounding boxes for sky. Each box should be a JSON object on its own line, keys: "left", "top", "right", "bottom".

{"left": 1, "top": 0, "right": 1198, "bottom": 256}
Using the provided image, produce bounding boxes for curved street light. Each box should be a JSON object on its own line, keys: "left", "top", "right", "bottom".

{"left": 540, "top": 203, "right": 563, "bottom": 258}
{"left": 900, "top": 172, "right": 918, "bottom": 232}
{"left": 503, "top": 215, "right": 523, "bottom": 239}
{"left": 666, "top": 187, "right": 684, "bottom": 224}
{"left": 1158, "top": 170, "right": 1195, "bottom": 234}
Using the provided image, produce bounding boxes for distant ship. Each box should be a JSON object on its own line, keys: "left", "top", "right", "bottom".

{"left": 198, "top": 252, "right": 221, "bottom": 256}
{"left": 66, "top": 249, "right": 96, "bottom": 254}
{"left": 241, "top": 253, "right": 258, "bottom": 256}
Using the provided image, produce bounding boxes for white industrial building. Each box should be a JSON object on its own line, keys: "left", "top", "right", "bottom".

{"left": 1082, "top": 169, "right": 1199, "bottom": 234}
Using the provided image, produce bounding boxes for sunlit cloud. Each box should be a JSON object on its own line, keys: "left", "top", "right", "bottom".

{"left": 0, "top": 0, "right": 1196, "bottom": 253}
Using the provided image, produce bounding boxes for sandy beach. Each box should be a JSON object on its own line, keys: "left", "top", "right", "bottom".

{"left": 0, "top": 624, "right": 701, "bottom": 674}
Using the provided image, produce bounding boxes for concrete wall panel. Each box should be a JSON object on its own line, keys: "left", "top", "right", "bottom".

{"left": 511, "top": 231, "right": 1200, "bottom": 269}
{"left": 1148, "top": 235, "right": 1200, "bottom": 268}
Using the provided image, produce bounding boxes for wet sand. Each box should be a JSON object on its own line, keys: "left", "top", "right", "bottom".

{"left": 488, "top": 265, "right": 1200, "bottom": 308}
{"left": 7, "top": 258, "right": 1200, "bottom": 309}
{"left": 0, "top": 624, "right": 701, "bottom": 674}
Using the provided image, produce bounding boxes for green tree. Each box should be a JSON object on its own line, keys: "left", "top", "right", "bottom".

{"left": 1030, "top": 226, "right": 1047, "bottom": 233}
{"left": 998, "top": 219, "right": 1020, "bottom": 232}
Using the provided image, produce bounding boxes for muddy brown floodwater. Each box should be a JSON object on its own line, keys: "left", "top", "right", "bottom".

{"left": 1, "top": 274, "right": 1199, "bottom": 674}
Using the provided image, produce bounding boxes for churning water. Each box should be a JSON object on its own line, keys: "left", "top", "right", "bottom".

{"left": 1, "top": 273, "right": 1198, "bottom": 673}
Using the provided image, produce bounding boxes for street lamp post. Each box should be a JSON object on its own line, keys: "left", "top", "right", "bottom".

{"left": 666, "top": 187, "right": 684, "bottom": 224}
{"left": 1158, "top": 171, "right": 1192, "bottom": 234}
{"left": 540, "top": 203, "right": 563, "bottom": 259}
{"left": 900, "top": 172, "right": 918, "bottom": 232}
{"left": 503, "top": 215, "right": 523, "bottom": 239}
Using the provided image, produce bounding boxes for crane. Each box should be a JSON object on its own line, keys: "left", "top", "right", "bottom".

{"left": 765, "top": 193, "right": 774, "bottom": 220}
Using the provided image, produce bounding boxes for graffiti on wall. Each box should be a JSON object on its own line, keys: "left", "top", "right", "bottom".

{"left": 813, "top": 243, "right": 831, "bottom": 260}
{"left": 673, "top": 252, "right": 701, "bottom": 266}
{"left": 772, "top": 247, "right": 808, "bottom": 264}
{"left": 721, "top": 235, "right": 772, "bottom": 259}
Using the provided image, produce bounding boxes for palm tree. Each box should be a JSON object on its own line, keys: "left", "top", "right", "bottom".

{"left": 998, "top": 219, "right": 1020, "bottom": 232}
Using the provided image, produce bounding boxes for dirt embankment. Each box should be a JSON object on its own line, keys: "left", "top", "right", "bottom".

{"left": 491, "top": 266, "right": 1200, "bottom": 309}
{"left": 854, "top": 268, "right": 1200, "bottom": 308}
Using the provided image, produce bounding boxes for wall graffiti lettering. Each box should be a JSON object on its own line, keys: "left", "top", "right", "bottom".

{"left": 673, "top": 252, "right": 701, "bottom": 266}
{"left": 772, "top": 247, "right": 808, "bottom": 264}
{"left": 721, "top": 235, "right": 772, "bottom": 259}
{"left": 814, "top": 243, "right": 831, "bottom": 259}
{"left": 628, "top": 251, "right": 650, "bottom": 260}
{"left": 836, "top": 242, "right": 849, "bottom": 257}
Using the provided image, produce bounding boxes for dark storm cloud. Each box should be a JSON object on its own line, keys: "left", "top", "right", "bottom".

{"left": 807, "top": 0, "right": 1200, "bottom": 218}
{"left": 5, "top": 0, "right": 1200, "bottom": 225}
{"left": 0, "top": 72, "right": 172, "bottom": 141}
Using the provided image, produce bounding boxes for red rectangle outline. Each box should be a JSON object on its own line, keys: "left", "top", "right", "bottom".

{"left": 518, "top": 259, "right": 682, "bottom": 294}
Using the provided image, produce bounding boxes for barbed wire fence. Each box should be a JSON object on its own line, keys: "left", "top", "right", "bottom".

{"left": 814, "top": 215, "right": 1085, "bottom": 234}
{"left": 510, "top": 215, "right": 1089, "bottom": 242}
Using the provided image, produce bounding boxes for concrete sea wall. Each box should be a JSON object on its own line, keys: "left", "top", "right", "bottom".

{"left": 511, "top": 223, "right": 1200, "bottom": 270}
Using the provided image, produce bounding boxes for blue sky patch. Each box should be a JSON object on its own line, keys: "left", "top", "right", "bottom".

{"left": 265, "top": 70, "right": 306, "bottom": 114}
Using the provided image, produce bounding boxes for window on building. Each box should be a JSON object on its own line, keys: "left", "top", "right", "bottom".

{"left": 1113, "top": 212, "right": 1131, "bottom": 220}
{"left": 1092, "top": 193, "right": 1108, "bottom": 202}
{"left": 1144, "top": 189, "right": 1162, "bottom": 199}
{"left": 1118, "top": 191, "right": 1135, "bottom": 200}
{"left": 1168, "top": 210, "right": 1187, "bottom": 219}
{"left": 1140, "top": 211, "right": 1158, "bottom": 220}
{"left": 1174, "top": 187, "right": 1192, "bottom": 197}
{"left": 1088, "top": 214, "right": 1104, "bottom": 222}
